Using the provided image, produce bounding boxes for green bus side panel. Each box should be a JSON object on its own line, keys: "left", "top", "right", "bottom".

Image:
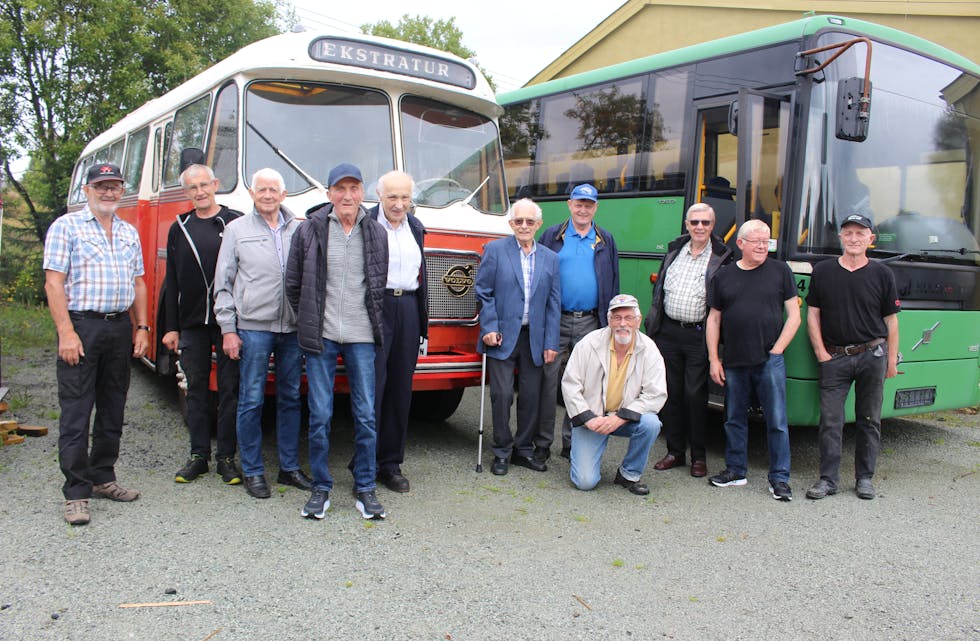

{"left": 787, "top": 356, "right": 980, "bottom": 426}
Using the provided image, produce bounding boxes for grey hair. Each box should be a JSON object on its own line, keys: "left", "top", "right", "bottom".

{"left": 686, "top": 203, "right": 715, "bottom": 220}
{"left": 508, "top": 198, "right": 542, "bottom": 221}
{"left": 737, "top": 218, "right": 771, "bottom": 240}
{"left": 179, "top": 164, "right": 216, "bottom": 188}
{"left": 250, "top": 168, "right": 286, "bottom": 192}
{"left": 376, "top": 170, "right": 415, "bottom": 195}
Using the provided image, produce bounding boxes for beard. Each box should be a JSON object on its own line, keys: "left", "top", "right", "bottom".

{"left": 613, "top": 329, "right": 634, "bottom": 345}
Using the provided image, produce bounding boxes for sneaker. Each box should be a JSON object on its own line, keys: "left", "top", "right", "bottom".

{"left": 301, "top": 488, "right": 330, "bottom": 519}
{"left": 709, "top": 469, "right": 747, "bottom": 487}
{"left": 174, "top": 455, "right": 208, "bottom": 483}
{"left": 92, "top": 481, "right": 140, "bottom": 502}
{"left": 769, "top": 481, "right": 793, "bottom": 501}
{"left": 64, "top": 499, "right": 90, "bottom": 525}
{"left": 805, "top": 478, "right": 838, "bottom": 500}
{"left": 216, "top": 457, "right": 242, "bottom": 485}
{"left": 355, "top": 489, "right": 386, "bottom": 520}
{"left": 856, "top": 478, "right": 876, "bottom": 500}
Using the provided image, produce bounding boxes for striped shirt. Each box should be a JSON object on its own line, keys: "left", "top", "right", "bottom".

{"left": 518, "top": 238, "right": 537, "bottom": 325}
{"left": 662, "top": 241, "right": 710, "bottom": 323}
{"left": 43, "top": 207, "right": 144, "bottom": 313}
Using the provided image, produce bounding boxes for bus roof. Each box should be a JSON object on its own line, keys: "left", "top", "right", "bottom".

{"left": 498, "top": 14, "right": 980, "bottom": 103}
{"left": 83, "top": 29, "right": 497, "bottom": 154}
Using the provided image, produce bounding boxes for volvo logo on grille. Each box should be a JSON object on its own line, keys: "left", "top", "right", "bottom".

{"left": 442, "top": 264, "right": 475, "bottom": 297}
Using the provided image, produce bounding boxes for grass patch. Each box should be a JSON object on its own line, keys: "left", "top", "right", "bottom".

{"left": 0, "top": 303, "right": 55, "bottom": 353}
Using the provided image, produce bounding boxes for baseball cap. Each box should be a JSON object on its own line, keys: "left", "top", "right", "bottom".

{"left": 840, "top": 214, "right": 873, "bottom": 230}
{"left": 607, "top": 294, "right": 640, "bottom": 314}
{"left": 86, "top": 163, "right": 124, "bottom": 184}
{"left": 569, "top": 183, "right": 598, "bottom": 202}
{"left": 328, "top": 163, "right": 363, "bottom": 186}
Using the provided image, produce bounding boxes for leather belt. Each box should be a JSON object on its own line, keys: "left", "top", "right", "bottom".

{"left": 385, "top": 288, "right": 417, "bottom": 297}
{"left": 667, "top": 316, "right": 704, "bottom": 330}
{"left": 826, "top": 338, "right": 885, "bottom": 356}
{"left": 69, "top": 310, "right": 127, "bottom": 321}
{"left": 561, "top": 309, "right": 596, "bottom": 317}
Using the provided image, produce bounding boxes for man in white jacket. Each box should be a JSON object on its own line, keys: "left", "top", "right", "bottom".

{"left": 562, "top": 294, "right": 667, "bottom": 495}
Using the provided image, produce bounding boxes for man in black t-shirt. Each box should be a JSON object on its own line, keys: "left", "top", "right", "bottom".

{"left": 162, "top": 164, "right": 243, "bottom": 486}
{"left": 705, "top": 219, "right": 801, "bottom": 501}
{"left": 805, "top": 214, "right": 900, "bottom": 501}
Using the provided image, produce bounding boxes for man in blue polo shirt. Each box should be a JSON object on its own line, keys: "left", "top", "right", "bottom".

{"left": 538, "top": 183, "right": 620, "bottom": 461}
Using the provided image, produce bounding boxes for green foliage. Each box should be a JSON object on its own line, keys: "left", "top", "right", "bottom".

{"left": 1, "top": 190, "right": 44, "bottom": 304}
{"left": 0, "top": 302, "right": 55, "bottom": 352}
{"left": 361, "top": 14, "right": 494, "bottom": 90}
{"left": 0, "top": 0, "right": 281, "bottom": 242}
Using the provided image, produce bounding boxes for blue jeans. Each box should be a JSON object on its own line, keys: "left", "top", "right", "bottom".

{"left": 305, "top": 340, "right": 377, "bottom": 493}
{"left": 570, "top": 413, "right": 661, "bottom": 491}
{"left": 722, "top": 353, "right": 790, "bottom": 483}
{"left": 236, "top": 330, "right": 302, "bottom": 477}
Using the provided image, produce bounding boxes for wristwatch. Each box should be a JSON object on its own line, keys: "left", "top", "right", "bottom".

{"left": 136, "top": 325, "right": 151, "bottom": 332}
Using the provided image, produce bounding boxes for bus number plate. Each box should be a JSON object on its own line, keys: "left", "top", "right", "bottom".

{"left": 894, "top": 387, "right": 936, "bottom": 409}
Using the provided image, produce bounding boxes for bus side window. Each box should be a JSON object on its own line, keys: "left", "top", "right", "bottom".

{"left": 162, "top": 94, "right": 213, "bottom": 187}
{"left": 123, "top": 127, "right": 150, "bottom": 194}
{"left": 209, "top": 82, "right": 239, "bottom": 193}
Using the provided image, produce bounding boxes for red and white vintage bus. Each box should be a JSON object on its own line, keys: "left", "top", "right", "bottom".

{"left": 67, "top": 29, "right": 511, "bottom": 420}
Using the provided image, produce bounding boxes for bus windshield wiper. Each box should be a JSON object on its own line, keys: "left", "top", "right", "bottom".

{"left": 460, "top": 175, "right": 490, "bottom": 208}
{"left": 877, "top": 247, "right": 980, "bottom": 263}
{"left": 245, "top": 121, "right": 326, "bottom": 195}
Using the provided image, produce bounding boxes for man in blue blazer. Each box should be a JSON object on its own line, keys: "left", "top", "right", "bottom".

{"left": 476, "top": 198, "right": 562, "bottom": 476}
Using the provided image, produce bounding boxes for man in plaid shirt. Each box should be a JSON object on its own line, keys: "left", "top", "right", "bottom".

{"left": 43, "top": 162, "right": 149, "bottom": 526}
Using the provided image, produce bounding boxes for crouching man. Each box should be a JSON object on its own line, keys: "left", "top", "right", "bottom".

{"left": 562, "top": 294, "right": 667, "bottom": 495}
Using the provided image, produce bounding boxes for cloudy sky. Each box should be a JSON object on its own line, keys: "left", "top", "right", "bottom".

{"left": 290, "top": 0, "right": 625, "bottom": 92}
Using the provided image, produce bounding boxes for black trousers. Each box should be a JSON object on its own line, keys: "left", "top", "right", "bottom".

{"left": 57, "top": 315, "right": 132, "bottom": 500}
{"left": 375, "top": 293, "right": 421, "bottom": 475}
{"left": 487, "top": 327, "right": 542, "bottom": 460}
{"left": 654, "top": 318, "right": 709, "bottom": 462}
{"left": 179, "top": 324, "right": 239, "bottom": 460}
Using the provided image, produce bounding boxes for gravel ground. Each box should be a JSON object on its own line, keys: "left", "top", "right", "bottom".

{"left": 0, "top": 346, "right": 978, "bottom": 641}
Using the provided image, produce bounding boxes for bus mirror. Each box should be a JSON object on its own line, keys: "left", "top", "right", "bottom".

{"left": 728, "top": 101, "right": 739, "bottom": 136}
{"left": 836, "top": 77, "right": 872, "bottom": 142}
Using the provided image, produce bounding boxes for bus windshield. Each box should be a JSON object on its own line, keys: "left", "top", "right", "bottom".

{"left": 400, "top": 96, "right": 507, "bottom": 214}
{"left": 797, "top": 36, "right": 980, "bottom": 264}
{"left": 244, "top": 80, "right": 395, "bottom": 195}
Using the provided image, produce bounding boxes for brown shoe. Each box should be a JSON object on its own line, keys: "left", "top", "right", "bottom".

{"left": 653, "top": 453, "right": 686, "bottom": 471}
{"left": 92, "top": 481, "right": 140, "bottom": 502}
{"left": 690, "top": 460, "right": 708, "bottom": 477}
{"left": 64, "top": 499, "right": 90, "bottom": 525}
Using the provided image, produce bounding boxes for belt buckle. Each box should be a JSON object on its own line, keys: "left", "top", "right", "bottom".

{"left": 572, "top": 311, "right": 584, "bottom": 318}
{"left": 392, "top": 288, "right": 403, "bottom": 297}
{"left": 103, "top": 312, "right": 118, "bottom": 321}
{"left": 844, "top": 344, "right": 859, "bottom": 356}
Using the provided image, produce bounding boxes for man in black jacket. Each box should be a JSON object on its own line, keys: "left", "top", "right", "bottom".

{"left": 285, "top": 163, "right": 389, "bottom": 520}
{"left": 370, "top": 171, "right": 428, "bottom": 493}
{"left": 162, "top": 164, "right": 243, "bottom": 485}
{"left": 645, "top": 203, "right": 733, "bottom": 478}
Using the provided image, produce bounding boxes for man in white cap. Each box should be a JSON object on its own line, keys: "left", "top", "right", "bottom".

{"left": 562, "top": 294, "right": 667, "bottom": 495}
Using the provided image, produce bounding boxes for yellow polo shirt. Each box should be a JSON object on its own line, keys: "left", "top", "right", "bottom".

{"left": 605, "top": 335, "right": 635, "bottom": 413}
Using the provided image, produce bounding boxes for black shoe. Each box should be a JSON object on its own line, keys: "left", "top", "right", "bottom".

{"left": 511, "top": 455, "right": 547, "bottom": 472}
{"left": 216, "top": 457, "right": 242, "bottom": 485}
{"left": 378, "top": 471, "right": 410, "bottom": 493}
{"left": 276, "top": 469, "right": 313, "bottom": 490}
{"left": 490, "top": 457, "right": 509, "bottom": 476}
{"left": 559, "top": 446, "right": 571, "bottom": 460}
{"left": 301, "top": 488, "right": 330, "bottom": 519}
{"left": 355, "top": 489, "right": 386, "bottom": 520}
{"left": 174, "top": 455, "right": 208, "bottom": 483}
{"left": 769, "top": 480, "right": 793, "bottom": 502}
{"left": 614, "top": 469, "right": 650, "bottom": 495}
{"left": 244, "top": 474, "right": 271, "bottom": 499}
{"left": 533, "top": 446, "right": 550, "bottom": 463}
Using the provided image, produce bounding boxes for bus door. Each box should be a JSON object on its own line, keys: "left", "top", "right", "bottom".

{"left": 732, "top": 90, "right": 791, "bottom": 248}
{"left": 695, "top": 104, "right": 739, "bottom": 243}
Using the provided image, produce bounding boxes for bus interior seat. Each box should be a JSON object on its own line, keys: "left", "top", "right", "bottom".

{"left": 704, "top": 176, "right": 736, "bottom": 241}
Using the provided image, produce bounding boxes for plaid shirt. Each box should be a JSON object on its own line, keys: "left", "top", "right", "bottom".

{"left": 662, "top": 240, "right": 710, "bottom": 323}
{"left": 43, "top": 207, "right": 145, "bottom": 313}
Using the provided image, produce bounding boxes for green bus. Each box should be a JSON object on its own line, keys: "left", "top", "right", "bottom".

{"left": 497, "top": 14, "right": 980, "bottom": 425}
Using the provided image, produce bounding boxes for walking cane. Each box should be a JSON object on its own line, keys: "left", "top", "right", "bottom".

{"left": 475, "top": 352, "right": 487, "bottom": 473}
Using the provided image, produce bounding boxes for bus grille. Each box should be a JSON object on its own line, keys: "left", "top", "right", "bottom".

{"left": 425, "top": 250, "right": 481, "bottom": 325}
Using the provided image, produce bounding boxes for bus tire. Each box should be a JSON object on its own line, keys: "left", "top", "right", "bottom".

{"left": 409, "top": 389, "right": 465, "bottom": 422}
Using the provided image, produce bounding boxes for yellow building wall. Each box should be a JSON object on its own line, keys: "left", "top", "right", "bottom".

{"left": 531, "top": 1, "right": 980, "bottom": 85}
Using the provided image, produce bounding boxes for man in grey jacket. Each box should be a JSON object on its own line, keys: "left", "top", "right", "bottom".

{"left": 563, "top": 294, "right": 667, "bottom": 495}
{"left": 285, "top": 163, "right": 389, "bottom": 521}
{"left": 214, "top": 168, "right": 311, "bottom": 499}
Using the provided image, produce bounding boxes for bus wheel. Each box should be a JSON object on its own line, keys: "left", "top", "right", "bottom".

{"left": 409, "top": 389, "right": 465, "bottom": 422}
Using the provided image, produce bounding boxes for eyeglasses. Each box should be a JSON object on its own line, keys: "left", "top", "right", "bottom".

{"left": 741, "top": 238, "right": 770, "bottom": 246}
{"left": 510, "top": 218, "right": 537, "bottom": 227}
{"left": 609, "top": 314, "right": 638, "bottom": 323}
{"left": 687, "top": 219, "right": 713, "bottom": 226}
{"left": 90, "top": 183, "right": 124, "bottom": 194}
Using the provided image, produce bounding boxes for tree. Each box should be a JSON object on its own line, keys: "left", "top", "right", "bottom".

{"left": 0, "top": 0, "right": 281, "bottom": 242}
{"left": 361, "top": 14, "right": 494, "bottom": 90}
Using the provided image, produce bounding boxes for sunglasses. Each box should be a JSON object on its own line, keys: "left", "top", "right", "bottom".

{"left": 511, "top": 218, "right": 537, "bottom": 227}
{"left": 687, "top": 219, "right": 713, "bottom": 226}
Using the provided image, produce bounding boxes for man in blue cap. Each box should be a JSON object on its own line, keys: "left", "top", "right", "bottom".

{"left": 538, "top": 183, "right": 620, "bottom": 461}
{"left": 286, "top": 163, "right": 389, "bottom": 520}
